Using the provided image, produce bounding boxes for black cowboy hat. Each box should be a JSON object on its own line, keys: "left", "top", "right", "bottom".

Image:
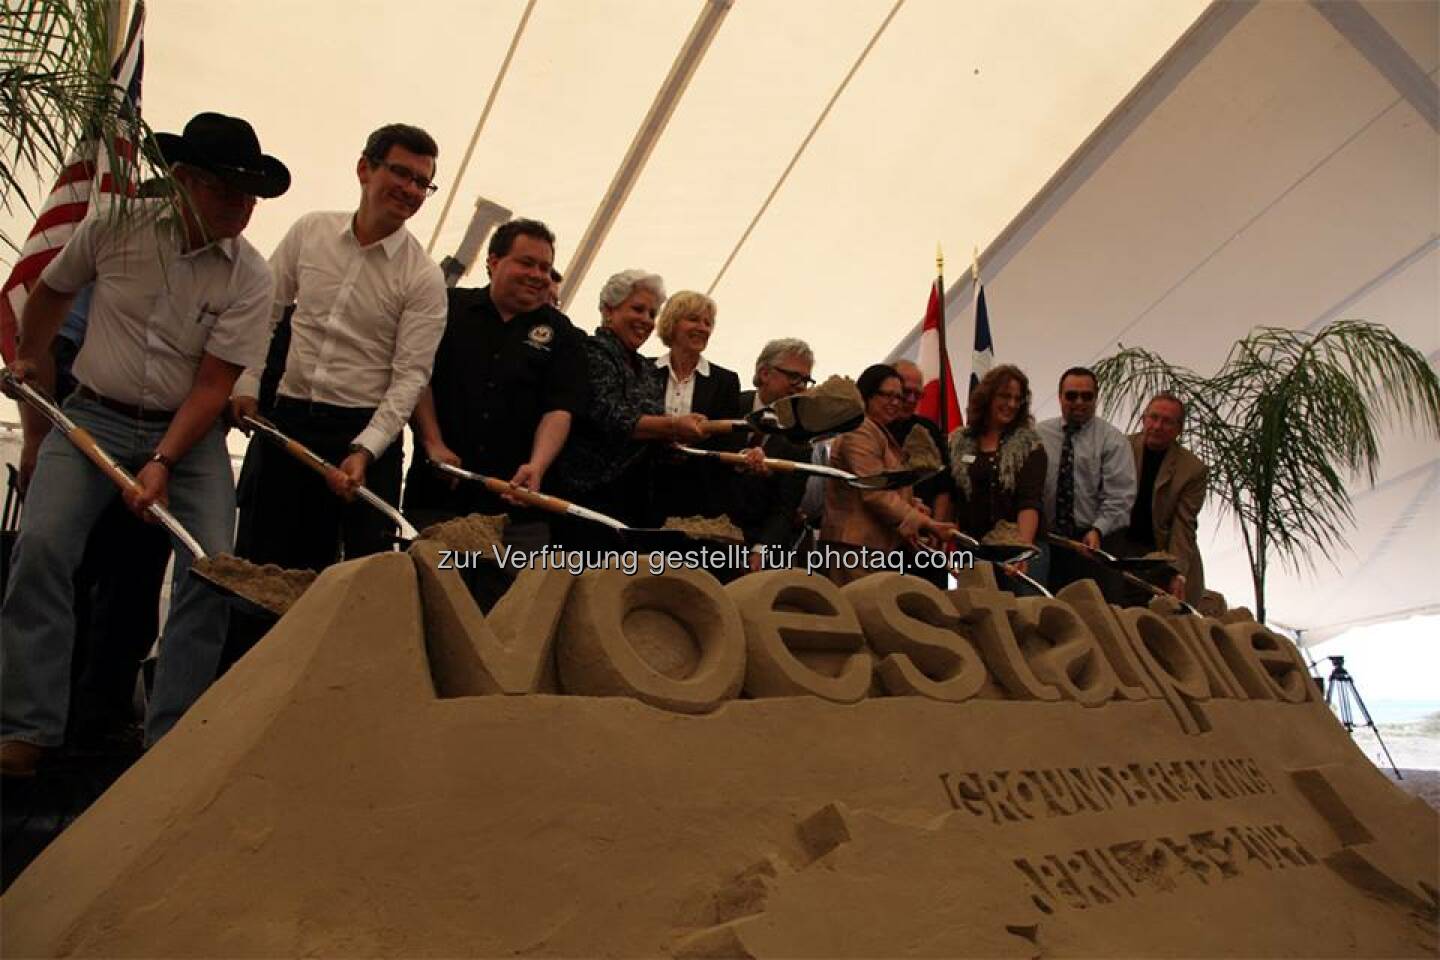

{"left": 153, "top": 112, "right": 290, "bottom": 199}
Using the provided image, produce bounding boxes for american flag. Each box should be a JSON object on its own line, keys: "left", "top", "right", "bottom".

{"left": 1, "top": 2, "right": 146, "bottom": 362}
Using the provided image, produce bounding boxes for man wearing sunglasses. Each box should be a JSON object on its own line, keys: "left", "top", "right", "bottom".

{"left": 230, "top": 124, "right": 447, "bottom": 575}
{"left": 731, "top": 339, "right": 816, "bottom": 571}
{"left": 1037, "top": 366, "right": 1136, "bottom": 592}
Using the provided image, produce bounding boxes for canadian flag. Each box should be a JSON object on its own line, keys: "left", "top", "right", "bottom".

{"left": 915, "top": 276, "right": 963, "bottom": 434}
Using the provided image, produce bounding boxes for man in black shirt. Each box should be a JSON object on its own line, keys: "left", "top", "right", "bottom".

{"left": 404, "top": 219, "right": 587, "bottom": 540}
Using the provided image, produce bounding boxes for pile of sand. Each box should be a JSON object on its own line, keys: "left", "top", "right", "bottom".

{"left": 901, "top": 424, "right": 943, "bottom": 472}
{"left": 981, "top": 520, "right": 1027, "bottom": 547}
{"left": 191, "top": 554, "right": 316, "bottom": 616}
{"left": 663, "top": 514, "right": 744, "bottom": 542}
{"left": 772, "top": 375, "right": 862, "bottom": 432}
{"left": 418, "top": 513, "right": 508, "bottom": 553}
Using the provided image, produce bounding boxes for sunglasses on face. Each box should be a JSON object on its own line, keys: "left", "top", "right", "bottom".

{"left": 190, "top": 169, "right": 257, "bottom": 203}
{"left": 1063, "top": 390, "right": 1096, "bottom": 402}
{"left": 377, "top": 160, "right": 439, "bottom": 196}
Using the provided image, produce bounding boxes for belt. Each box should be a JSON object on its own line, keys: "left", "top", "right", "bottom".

{"left": 75, "top": 385, "right": 174, "bottom": 422}
{"left": 273, "top": 396, "right": 376, "bottom": 421}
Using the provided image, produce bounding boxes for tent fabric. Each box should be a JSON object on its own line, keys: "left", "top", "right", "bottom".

{"left": 891, "top": 0, "right": 1439, "bottom": 642}
{"left": 1, "top": 1, "right": 1434, "bottom": 642}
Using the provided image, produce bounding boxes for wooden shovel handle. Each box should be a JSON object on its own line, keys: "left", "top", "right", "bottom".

{"left": 286, "top": 438, "right": 331, "bottom": 477}
{"left": 476, "top": 475, "right": 577, "bottom": 515}
{"left": 68, "top": 426, "right": 143, "bottom": 494}
{"left": 685, "top": 447, "right": 800, "bottom": 473}
{"left": 700, "top": 420, "right": 745, "bottom": 435}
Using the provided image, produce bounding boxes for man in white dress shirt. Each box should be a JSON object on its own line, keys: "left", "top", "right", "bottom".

{"left": 231, "top": 124, "right": 447, "bottom": 571}
{"left": 1, "top": 113, "right": 288, "bottom": 773}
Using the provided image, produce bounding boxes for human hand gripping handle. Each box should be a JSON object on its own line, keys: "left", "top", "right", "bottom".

{"left": 0, "top": 370, "right": 206, "bottom": 557}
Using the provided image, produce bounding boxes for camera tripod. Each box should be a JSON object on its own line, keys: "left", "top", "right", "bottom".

{"left": 1323, "top": 656, "right": 1402, "bottom": 780}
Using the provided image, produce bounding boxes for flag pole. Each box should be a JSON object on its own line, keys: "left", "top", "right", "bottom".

{"left": 934, "top": 243, "right": 950, "bottom": 434}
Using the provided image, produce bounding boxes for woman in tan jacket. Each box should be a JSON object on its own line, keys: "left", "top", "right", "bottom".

{"left": 820, "top": 364, "right": 956, "bottom": 583}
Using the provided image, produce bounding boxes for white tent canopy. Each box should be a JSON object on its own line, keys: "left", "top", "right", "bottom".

{"left": 2, "top": 1, "right": 1435, "bottom": 642}
{"left": 891, "top": 0, "right": 1439, "bottom": 642}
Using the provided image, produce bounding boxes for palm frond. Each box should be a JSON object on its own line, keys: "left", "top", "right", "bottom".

{"left": 1, "top": 0, "right": 160, "bottom": 252}
{"left": 1094, "top": 321, "right": 1440, "bottom": 622}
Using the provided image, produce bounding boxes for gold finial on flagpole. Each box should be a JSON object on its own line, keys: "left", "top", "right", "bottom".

{"left": 936, "top": 242, "right": 944, "bottom": 277}
{"left": 972, "top": 245, "right": 980, "bottom": 285}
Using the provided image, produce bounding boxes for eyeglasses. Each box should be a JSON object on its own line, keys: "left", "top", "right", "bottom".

{"left": 377, "top": 160, "right": 438, "bottom": 196}
{"left": 774, "top": 367, "right": 815, "bottom": 388}
{"left": 875, "top": 389, "right": 905, "bottom": 402}
{"left": 1063, "top": 390, "right": 1096, "bottom": 402}
{"left": 900, "top": 387, "right": 922, "bottom": 401}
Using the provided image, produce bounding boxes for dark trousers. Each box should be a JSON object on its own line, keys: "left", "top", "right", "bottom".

{"left": 234, "top": 398, "right": 402, "bottom": 572}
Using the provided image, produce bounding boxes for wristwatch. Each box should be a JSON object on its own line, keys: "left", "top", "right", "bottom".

{"left": 149, "top": 451, "right": 176, "bottom": 470}
{"left": 347, "top": 442, "right": 374, "bottom": 462}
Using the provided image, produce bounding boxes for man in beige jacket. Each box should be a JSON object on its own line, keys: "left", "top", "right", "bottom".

{"left": 1111, "top": 392, "right": 1207, "bottom": 603}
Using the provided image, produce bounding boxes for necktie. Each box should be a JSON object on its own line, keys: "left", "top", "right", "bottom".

{"left": 1055, "top": 423, "right": 1080, "bottom": 537}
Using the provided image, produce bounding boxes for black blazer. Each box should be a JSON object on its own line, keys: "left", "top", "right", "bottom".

{"left": 728, "top": 389, "right": 812, "bottom": 549}
{"left": 648, "top": 358, "right": 743, "bottom": 522}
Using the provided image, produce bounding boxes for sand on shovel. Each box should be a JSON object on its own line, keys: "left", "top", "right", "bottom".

{"left": 418, "top": 513, "right": 508, "bottom": 553}
{"left": 901, "top": 424, "right": 943, "bottom": 472}
{"left": 980, "top": 519, "right": 1029, "bottom": 547}
{"left": 771, "top": 375, "right": 862, "bottom": 432}
{"left": 663, "top": 514, "right": 744, "bottom": 542}
{"left": 192, "top": 554, "right": 317, "bottom": 616}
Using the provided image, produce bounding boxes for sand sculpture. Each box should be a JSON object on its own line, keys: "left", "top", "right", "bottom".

{"left": 2, "top": 548, "right": 1435, "bottom": 957}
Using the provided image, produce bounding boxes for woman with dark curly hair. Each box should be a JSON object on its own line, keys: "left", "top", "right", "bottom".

{"left": 948, "top": 364, "right": 1047, "bottom": 559}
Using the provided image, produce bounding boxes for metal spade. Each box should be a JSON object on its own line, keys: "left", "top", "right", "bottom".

{"left": 2, "top": 371, "right": 205, "bottom": 558}
{"left": 243, "top": 415, "right": 419, "bottom": 542}
{"left": 429, "top": 461, "right": 698, "bottom": 551}
{"left": 1045, "top": 533, "right": 1197, "bottom": 614}
{"left": 673, "top": 446, "right": 938, "bottom": 491}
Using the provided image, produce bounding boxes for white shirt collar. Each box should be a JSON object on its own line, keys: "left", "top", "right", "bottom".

{"left": 344, "top": 215, "right": 409, "bottom": 258}
{"left": 654, "top": 350, "right": 710, "bottom": 379}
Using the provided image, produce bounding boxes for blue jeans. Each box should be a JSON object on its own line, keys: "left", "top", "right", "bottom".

{"left": 1, "top": 396, "right": 235, "bottom": 747}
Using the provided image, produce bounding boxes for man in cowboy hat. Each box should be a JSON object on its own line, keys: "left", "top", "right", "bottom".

{"left": 229, "top": 123, "right": 446, "bottom": 576}
{"left": 0, "top": 112, "right": 288, "bottom": 776}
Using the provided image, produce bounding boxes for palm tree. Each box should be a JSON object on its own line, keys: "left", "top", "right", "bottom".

{"left": 1093, "top": 321, "right": 1440, "bottom": 623}
{"left": 2, "top": 0, "right": 154, "bottom": 251}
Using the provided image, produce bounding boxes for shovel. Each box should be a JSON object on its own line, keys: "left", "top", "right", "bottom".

{"left": 1046, "top": 533, "right": 1176, "bottom": 575}
{"left": 1, "top": 372, "right": 291, "bottom": 615}
{"left": 429, "top": 461, "right": 697, "bottom": 551}
{"left": 243, "top": 415, "right": 419, "bottom": 542}
{"left": 2, "top": 371, "right": 206, "bottom": 559}
{"left": 674, "top": 446, "right": 937, "bottom": 491}
{"left": 951, "top": 530, "right": 1052, "bottom": 597}
{"left": 1045, "top": 533, "right": 1197, "bottom": 614}
{"left": 700, "top": 404, "right": 864, "bottom": 443}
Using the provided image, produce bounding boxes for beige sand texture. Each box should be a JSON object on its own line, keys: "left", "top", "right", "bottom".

{"left": 1, "top": 556, "right": 1436, "bottom": 958}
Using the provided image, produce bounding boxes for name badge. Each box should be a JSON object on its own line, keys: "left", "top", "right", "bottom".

{"left": 961, "top": 454, "right": 977, "bottom": 464}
